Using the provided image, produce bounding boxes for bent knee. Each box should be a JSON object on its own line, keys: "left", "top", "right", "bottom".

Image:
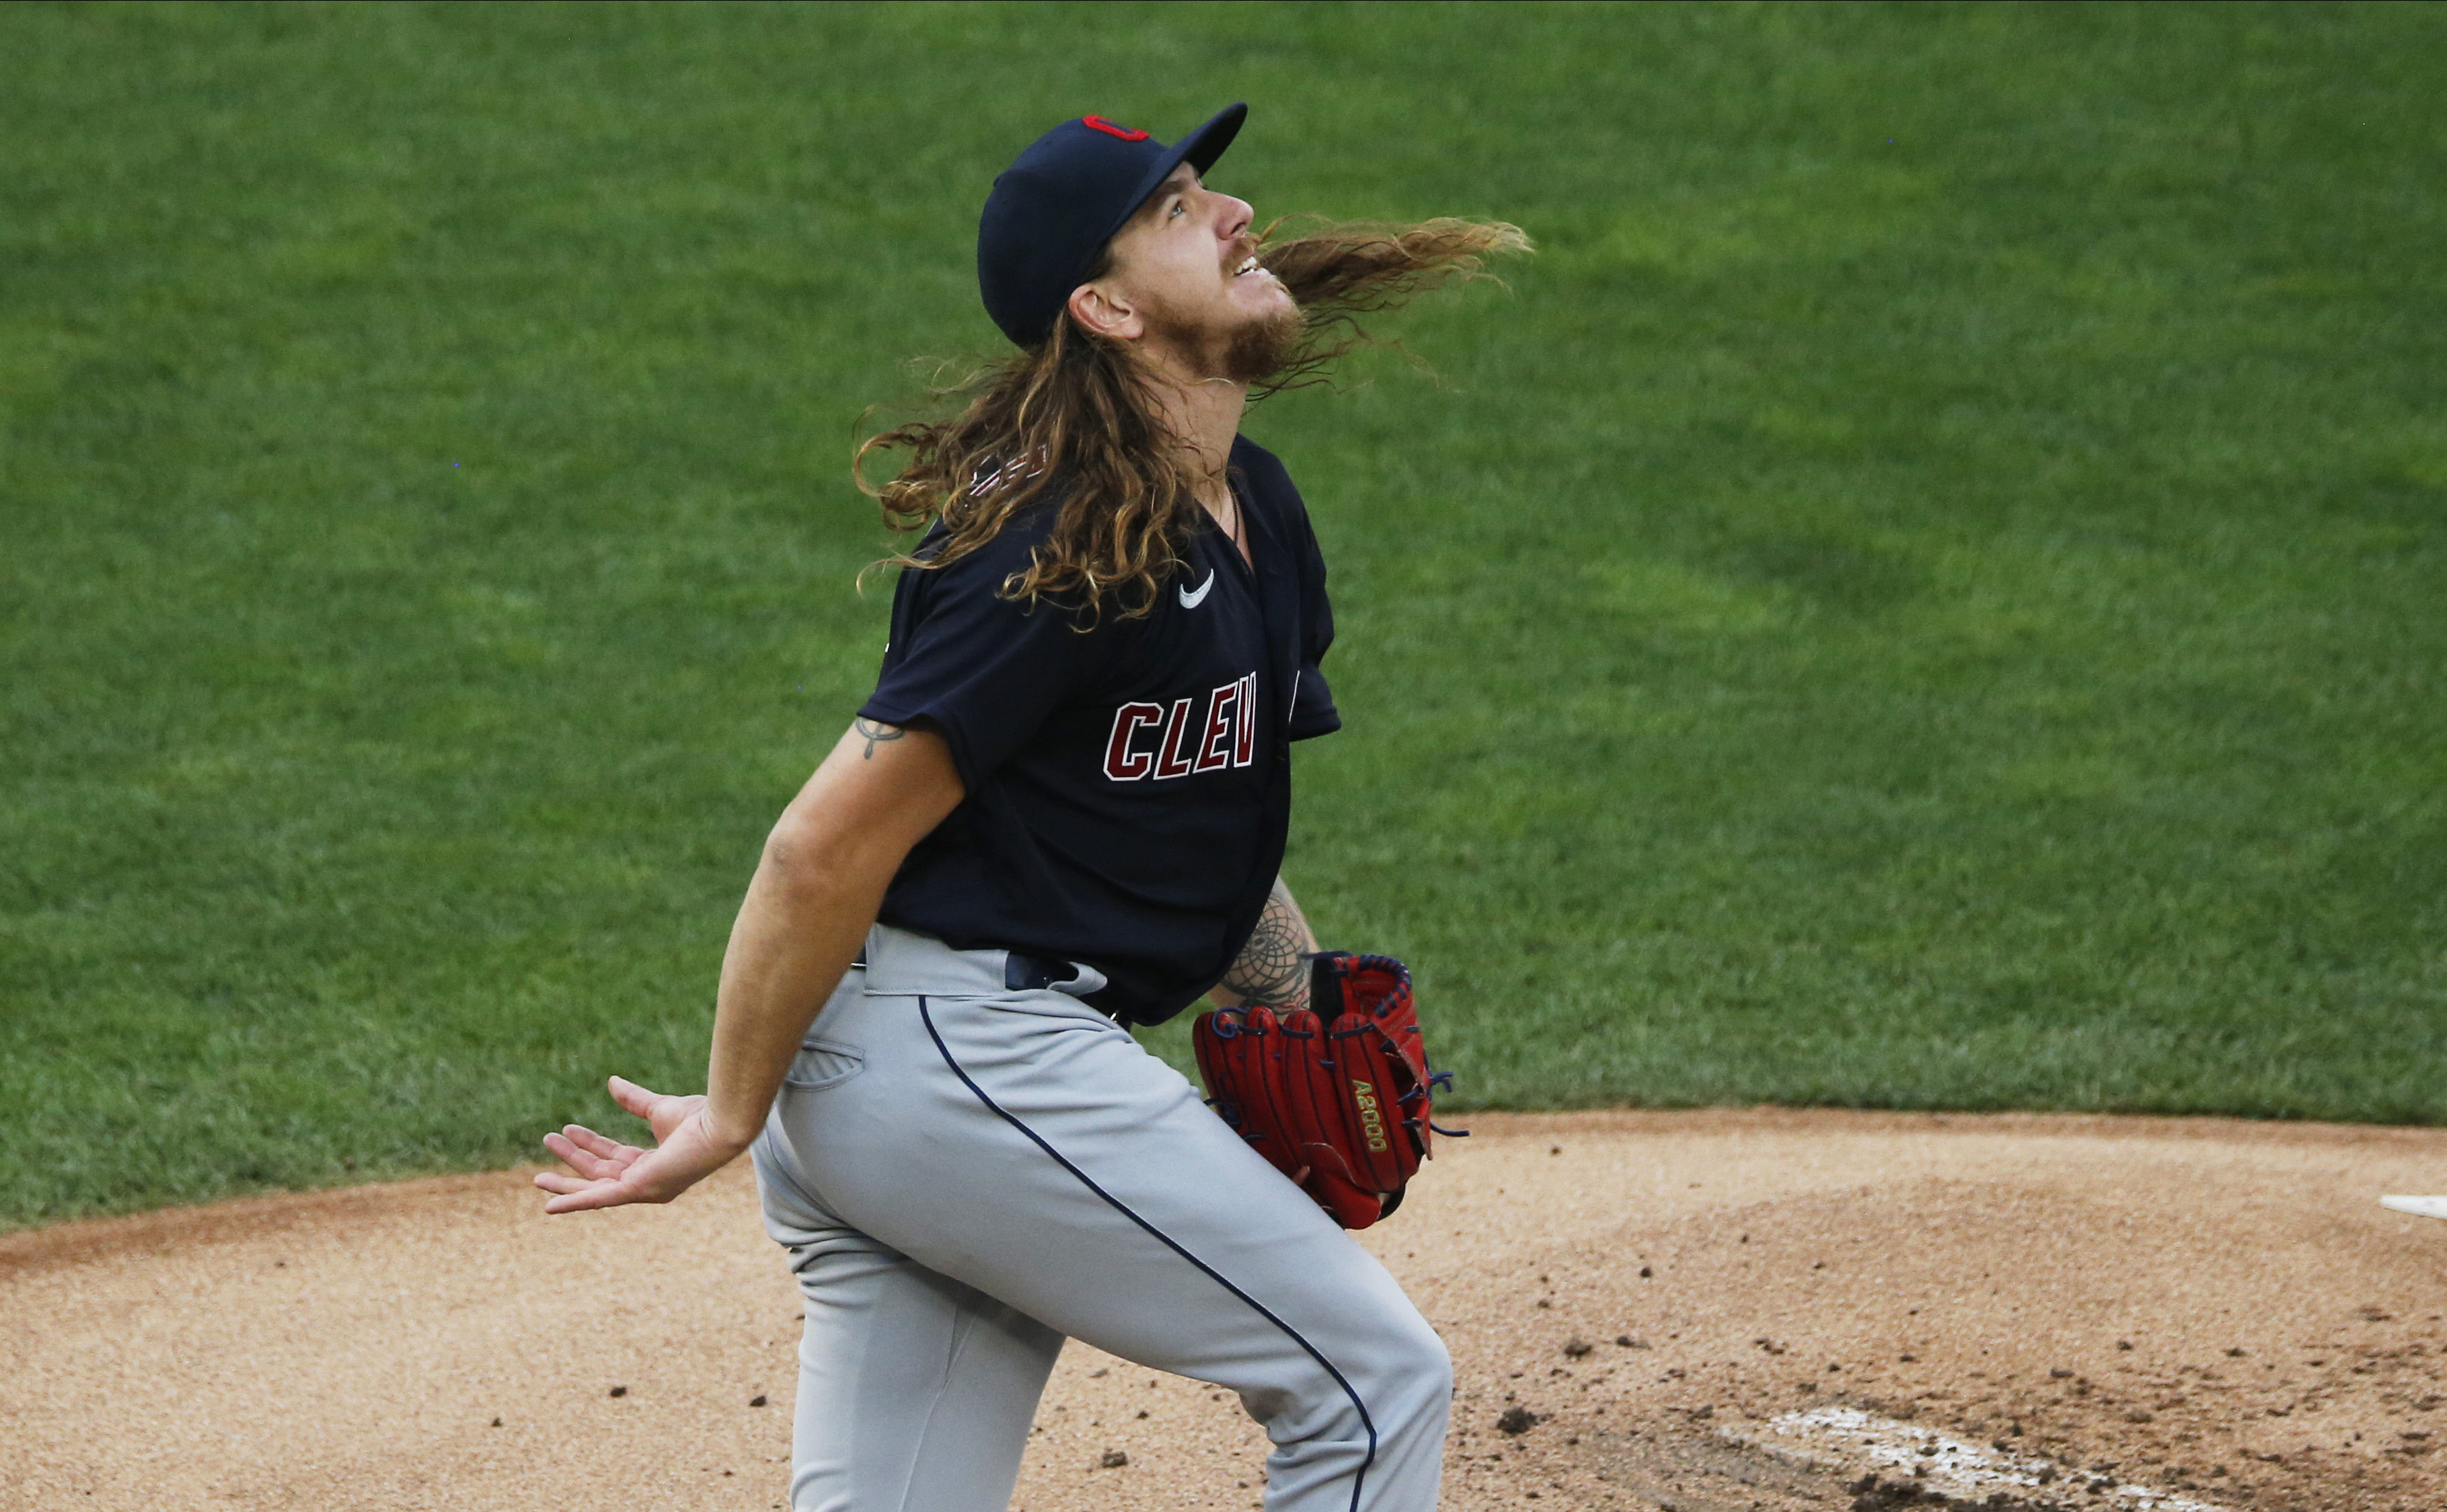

{"left": 1382, "top": 1312, "right": 1451, "bottom": 1389}
{"left": 1383, "top": 1318, "right": 1454, "bottom": 1419}
{"left": 1245, "top": 1322, "right": 1447, "bottom": 1436}
{"left": 1325, "top": 1314, "right": 1454, "bottom": 1435}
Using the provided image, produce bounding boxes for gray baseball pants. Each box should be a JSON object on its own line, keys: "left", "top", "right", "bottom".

{"left": 751, "top": 923, "right": 1451, "bottom": 1512}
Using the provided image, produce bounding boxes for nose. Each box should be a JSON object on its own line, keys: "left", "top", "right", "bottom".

{"left": 1215, "top": 192, "right": 1254, "bottom": 245}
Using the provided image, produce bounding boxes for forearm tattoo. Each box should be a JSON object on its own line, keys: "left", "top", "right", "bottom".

{"left": 1220, "top": 879, "right": 1316, "bottom": 1008}
{"left": 852, "top": 717, "right": 905, "bottom": 759}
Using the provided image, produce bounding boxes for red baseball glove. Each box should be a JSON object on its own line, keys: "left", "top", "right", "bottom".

{"left": 1192, "top": 952, "right": 1462, "bottom": 1230}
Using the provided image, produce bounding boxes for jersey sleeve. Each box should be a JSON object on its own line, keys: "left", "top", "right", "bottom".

{"left": 858, "top": 527, "right": 1115, "bottom": 791}
{"left": 1289, "top": 661, "right": 1340, "bottom": 739}
{"left": 1287, "top": 472, "right": 1341, "bottom": 741}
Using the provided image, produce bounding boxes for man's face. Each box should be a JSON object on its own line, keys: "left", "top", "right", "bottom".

{"left": 1096, "top": 164, "right": 1297, "bottom": 369}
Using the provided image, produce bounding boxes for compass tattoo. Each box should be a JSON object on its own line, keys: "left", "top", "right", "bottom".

{"left": 1219, "top": 878, "right": 1316, "bottom": 1010}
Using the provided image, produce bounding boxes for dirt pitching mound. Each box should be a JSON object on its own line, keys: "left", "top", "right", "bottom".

{"left": 4, "top": 1110, "right": 2444, "bottom": 1512}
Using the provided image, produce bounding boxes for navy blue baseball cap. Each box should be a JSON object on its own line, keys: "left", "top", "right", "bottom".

{"left": 978, "top": 104, "right": 1248, "bottom": 348}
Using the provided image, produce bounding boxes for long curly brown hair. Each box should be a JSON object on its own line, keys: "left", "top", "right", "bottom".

{"left": 855, "top": 217, "right": 1531, "bottom": 619}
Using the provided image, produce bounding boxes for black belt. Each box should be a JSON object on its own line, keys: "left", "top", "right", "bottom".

{"left": 856, "top": 939, "right": 1086, "bottom": 988}
{"left": 1004, "top": 950, "right": 1079, "bottom": 993}
{"left": 850, "top": 946, "right": 1105, "bottom": 1010}
{"left": 1007, "top": 950, "right": 1123, "bottom": 1020}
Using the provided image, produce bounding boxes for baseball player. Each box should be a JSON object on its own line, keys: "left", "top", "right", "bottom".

{"left": 534, "top": 104, "right": 1523, "bottom": 1512}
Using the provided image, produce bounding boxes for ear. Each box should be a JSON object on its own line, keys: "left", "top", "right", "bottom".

{"left": 1067, "top": 278, "right": 1143, "bottom": 343}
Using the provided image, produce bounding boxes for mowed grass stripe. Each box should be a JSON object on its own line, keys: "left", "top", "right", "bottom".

{"left": 2, "top": 2, "right": 2442, "bottom": 1227}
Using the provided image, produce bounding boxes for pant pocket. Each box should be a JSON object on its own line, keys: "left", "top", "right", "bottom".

{"left": 783, "top": 1037, "right": 866, "bottom": 1091}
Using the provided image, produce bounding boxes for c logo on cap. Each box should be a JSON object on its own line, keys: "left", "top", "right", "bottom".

{"left": 1082, "top": 115, "right": 1150, "bottom": 143}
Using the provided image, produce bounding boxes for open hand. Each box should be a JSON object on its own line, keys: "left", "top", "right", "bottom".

{"left": 533, "top": 1075, "right": 747, "bottom": 1215}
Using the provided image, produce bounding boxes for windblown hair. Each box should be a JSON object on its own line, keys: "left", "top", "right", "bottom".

{"left": 856, "top": 217, "right": 1531, "bottom": 619}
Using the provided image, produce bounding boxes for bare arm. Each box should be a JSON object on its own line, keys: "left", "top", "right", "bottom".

{"left": 535, "top": 716, "right": 963, "bottom": 1213}
{"left": 701, "top": 717, "right": 961, "bottom": 1146}
{"left": 1207, "top": 877, "right": 1318, "bottom": 1011}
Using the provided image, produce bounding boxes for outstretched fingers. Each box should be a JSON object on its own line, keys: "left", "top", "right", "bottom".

{"left": 540, "top": 1127, "right": 633, "bottom": 1182}
{"left": 560, "top": 1123, "right": 628, "bottom": 1159}
{"left": 531, "top": 1075, "right": 731, "bottom": 1215}
{"left": 532, "top": 1168, "right": 605, "bottom": 1197}
{"left": 535, "top": 1174, "right": 644, "bottom": 1215}
{"left": 533, "top": 1139, "right": 701, "bottom": 1213}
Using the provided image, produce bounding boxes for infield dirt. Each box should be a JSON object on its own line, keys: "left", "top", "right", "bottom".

{"left": 5, "top": 1109, "right": 2444, "bottom": 1512}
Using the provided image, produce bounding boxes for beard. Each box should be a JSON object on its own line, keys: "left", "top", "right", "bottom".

{"left": 1147, "top": 295, "right": 1306, "bottom": 387}
{"left": 1214, "top": 301, "right": 1306, "bottom": 384}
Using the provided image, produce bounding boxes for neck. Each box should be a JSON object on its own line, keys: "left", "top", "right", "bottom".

{"left": 1135, "top": 338, "right": 1248, "bottom": 508}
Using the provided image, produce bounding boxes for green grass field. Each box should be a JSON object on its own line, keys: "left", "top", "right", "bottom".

{"left": 5, "top": 1, "right": 2442, "bottom": 1230}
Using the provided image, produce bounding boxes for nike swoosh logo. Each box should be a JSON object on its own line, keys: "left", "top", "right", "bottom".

{"left": 1178, "top": 570, "right": 1215, "bottom": 609}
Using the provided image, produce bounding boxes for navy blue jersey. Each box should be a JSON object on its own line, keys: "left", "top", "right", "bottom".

{"left": 858, "top": 435, "right": 1337, "bottom": 1025}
